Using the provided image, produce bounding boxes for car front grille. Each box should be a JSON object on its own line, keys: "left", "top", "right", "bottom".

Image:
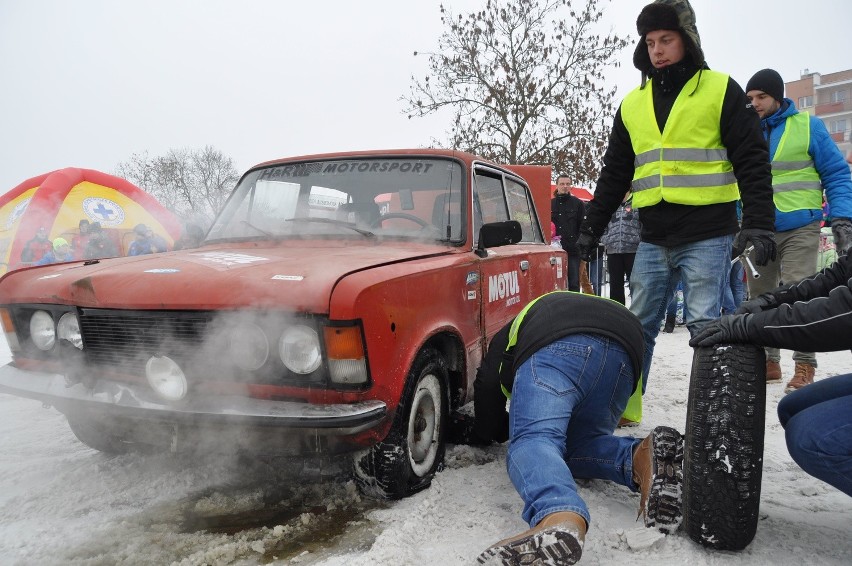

{"left": 79, "top": 309, "right": 212, "bottom": 375}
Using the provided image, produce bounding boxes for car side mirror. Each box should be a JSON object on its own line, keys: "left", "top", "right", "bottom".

{"left": 475, "top": 220, "right": 523, "bottom": 258}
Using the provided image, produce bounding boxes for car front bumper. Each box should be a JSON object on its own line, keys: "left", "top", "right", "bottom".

{"left": 0, "top": 363, "right": 388, "bottom": 442}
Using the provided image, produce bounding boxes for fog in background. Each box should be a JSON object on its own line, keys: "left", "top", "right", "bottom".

{"left": 2, "top": 0, "right": 849, "bottom": 192}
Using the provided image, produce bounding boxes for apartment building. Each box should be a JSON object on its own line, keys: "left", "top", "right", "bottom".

{"left": 786, "top": 68, "right": 852, "bottom": 159}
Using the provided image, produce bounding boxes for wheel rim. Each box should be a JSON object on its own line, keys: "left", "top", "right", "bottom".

{"left": 407, "top": 373, "right": 442, "bottom": 477}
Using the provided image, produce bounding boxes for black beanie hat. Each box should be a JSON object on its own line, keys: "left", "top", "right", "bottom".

{"left": 633, "top": 0, "right": 705, "bottom": 74}
{"left": 746, "top": 68, "right": 784, "bottom": 101}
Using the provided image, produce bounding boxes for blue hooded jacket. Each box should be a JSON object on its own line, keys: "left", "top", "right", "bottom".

{"left": 760, "top": 98, "right": 852, "bottom": 232}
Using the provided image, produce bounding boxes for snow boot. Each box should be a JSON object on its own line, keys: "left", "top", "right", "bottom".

{"left": 477, "top": 511, "right": 585, "bottom": 565}
{"left": 785, "top": 362, "right": 815, "bottom": 393}
{"left": 662, "top": 314, "right": 676, "bottom": 333}
{"left": 765, "top": 360, "right": 782, "bottom": 383}
{"left": 633, "top": 426, "right": 684, "bottom": 533}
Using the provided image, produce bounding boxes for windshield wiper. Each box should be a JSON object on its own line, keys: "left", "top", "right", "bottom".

{"left": 240, "top": 220, "right": 274, "bottom": 237}
{"left": 285, "top": 217, "right": 376, "bottom": 238}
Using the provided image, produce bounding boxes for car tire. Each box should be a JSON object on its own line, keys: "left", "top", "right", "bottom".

{"left": 66, "top": 415, "right": 137, "bottom": 454}
{"left": 683, "top": 344, "right": 766, "bottom": 551}
{"left": 354, "top": 348, "right": 448, "bottom": 500}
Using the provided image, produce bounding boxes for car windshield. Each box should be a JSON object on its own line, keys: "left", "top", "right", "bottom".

{"left": 207, "top": 157, "right": 465, "bottom": 243}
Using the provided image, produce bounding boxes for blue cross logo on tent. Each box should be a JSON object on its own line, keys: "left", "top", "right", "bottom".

{"left": 82, "top": 197, "right": 126, "bottom": 227}
{"left": 92, "top": 202, "right": 116, "bottom": 221}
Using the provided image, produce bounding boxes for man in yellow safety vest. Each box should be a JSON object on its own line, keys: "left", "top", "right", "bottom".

{"left": 742, "top": 68, "right": 852, "bottom": 393}
{"left": 577, "top": 0, "right": 776, "bottom": 401}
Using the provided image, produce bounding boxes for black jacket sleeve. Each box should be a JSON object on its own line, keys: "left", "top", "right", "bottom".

{"left": 719, "top": 77, "right": 775, "bottom": 232}
{"left": 747, "top": 254, "right": 852, "bottom": 351}
{"left": 581, "top": 105, "right": 636, "bottom": 239}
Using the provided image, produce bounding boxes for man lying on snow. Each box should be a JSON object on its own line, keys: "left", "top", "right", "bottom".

{"left": 690, "top": 251, "right": 852, "bottom": 499}
{"left": 474, "top": 291, "right": 684, "bottom": 565}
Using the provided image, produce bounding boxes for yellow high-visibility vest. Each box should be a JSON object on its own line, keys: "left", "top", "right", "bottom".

{"left": 622, "top": 70, "right": 739, "bottom": 208}
{"left": 771, "top": 112, "right": 822, "bottom": 212}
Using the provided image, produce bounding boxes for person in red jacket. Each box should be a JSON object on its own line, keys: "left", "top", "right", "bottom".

{"left": 20, "top": 227, "right": 53, "bottom": 264}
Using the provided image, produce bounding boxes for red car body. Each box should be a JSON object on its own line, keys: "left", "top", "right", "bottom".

{"left": 0, "top": 149, "right": 566, "bottom": 497}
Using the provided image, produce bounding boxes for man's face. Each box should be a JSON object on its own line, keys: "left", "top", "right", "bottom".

{"left": 746, "top": 90, "right": 781, "bottom": 119}
{"left": 555, "top": 177, "right": 572, "bottom": 195}
{"left": 36, "top": 229, "right": 47, "bottom": 241}
{"left": 645, "top": 30, "right": 685, "bottom": 69}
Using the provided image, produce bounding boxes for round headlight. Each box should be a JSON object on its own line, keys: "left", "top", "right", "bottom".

{"left": 229, "top": 322, "right": 269, "bottom": 371}
{"left": 145, "top": 355, "right": 188, "bottom": 401}
{"left": 279, "top": 326, "right": 321, "bottom": 374}
{"left": 57, "top": 313, "right": 83, "bottom": 350}
{"left": 30, "top": 311, "right": 56, "bottom": 351}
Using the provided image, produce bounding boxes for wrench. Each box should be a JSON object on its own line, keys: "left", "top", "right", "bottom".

{"left": 732, "top": 245, "right": 760, "bottom": 279}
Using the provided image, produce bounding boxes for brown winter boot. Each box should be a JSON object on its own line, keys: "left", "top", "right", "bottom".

{"left": 785, "top": 362, "right": 815, "bottom": 393}
{"left": 766, "top": 360, "right": 783, "bottom": 383}
{"left": 632, "top": 426, "right": 684, "bottom": 533}
{"left": 579, "top": 261, "right": 594, "bottom": 294}
{"left": 477, "top": 511, "right": 586, "bottom": 565}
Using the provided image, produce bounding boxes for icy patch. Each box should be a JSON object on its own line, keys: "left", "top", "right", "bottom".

{"left": 624, "top": 527, "right": 665, "bottom": 550}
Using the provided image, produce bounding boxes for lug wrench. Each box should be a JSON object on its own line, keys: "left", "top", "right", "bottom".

{"left": 732, "top": 245, "right": 760, "bottom": 279}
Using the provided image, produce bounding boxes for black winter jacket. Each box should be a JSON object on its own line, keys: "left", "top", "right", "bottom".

{"left": 747, "top": 253, "right": 852, "bottom": 352}
{"left": 582, "top": 61, "right": 775, "bottom": 247}
{"left": 552, "top": 193, "right": 585, "bottom": 253}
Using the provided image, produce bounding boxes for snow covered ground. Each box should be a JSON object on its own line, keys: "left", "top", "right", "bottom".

{"left": 1, "top": 330, "right": 851, "bottom": 565}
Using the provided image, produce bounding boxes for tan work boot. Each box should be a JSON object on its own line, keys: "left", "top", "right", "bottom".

{"left": 477, "top": 511, "right": 586, "bottom": 565}
{"left": 766, "top": 360, "right": 782, "bottom": 383}
{"left": 632, "top": 426, "right": 684, "bottom": 533}
{"left": 785, "top": 362, "right": 815, "bottom": 393}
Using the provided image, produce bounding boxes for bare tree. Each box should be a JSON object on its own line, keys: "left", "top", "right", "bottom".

{"left": 403, "top": 0, "right": 629, "bottom": 185}
{"left": 115, "top": 146, "right": 239, "bottom": 226}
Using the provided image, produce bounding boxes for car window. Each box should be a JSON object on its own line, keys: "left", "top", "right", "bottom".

{"left": 505, "top": 177, "right": 543, "bottom": 243}
{"left": 208, "top": 158, "right": 465, "bottom": 242}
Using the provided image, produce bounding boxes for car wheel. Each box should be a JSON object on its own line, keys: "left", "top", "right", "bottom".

{"left": 66, "top": 415, "right": 136, "bottom": 454}
{"left": 683, "top": 344, "right": 766, "bottom": 551}
{"left": 354, "top": 348, "right": 448, "bottom": 499}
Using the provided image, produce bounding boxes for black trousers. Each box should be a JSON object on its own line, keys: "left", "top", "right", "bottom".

{"left": 606, "top": 252, "right": 635, "bottom": 305}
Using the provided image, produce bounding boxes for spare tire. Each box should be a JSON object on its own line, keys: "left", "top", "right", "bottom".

{"left": 683, "top": 344, "right": 766, "bottom": 551}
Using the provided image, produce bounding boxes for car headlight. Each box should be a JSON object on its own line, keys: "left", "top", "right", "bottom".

{"left": 279, "top": 325, "right": 321, "bottom": 374}
{"left": 57, "top": 312, "right": 83, "bottom": 350}
{"left": 145, "top": 355, "right": 188, "bottom": 401}
{"left": 229, "top": 322, "right": 269, "bottom": 371}
{"left": 29, "top": 310, "right": 56, "bottom": 351}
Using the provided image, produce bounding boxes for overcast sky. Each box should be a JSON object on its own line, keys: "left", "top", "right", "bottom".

{"left": 2, "top": 0, "right": 849, "bottom": 193}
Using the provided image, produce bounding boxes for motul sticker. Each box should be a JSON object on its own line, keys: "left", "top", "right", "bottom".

{"left": 466, "top": 272, "right": 478, "bottom": 285}
{"left": 488, "top": 270, "right": 521, "bottom": 306}
{"left": 272, "top": 275, "right": 304, "bottom": 281}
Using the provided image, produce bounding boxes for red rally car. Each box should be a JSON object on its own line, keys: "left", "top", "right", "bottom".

{"left": 0, "top": 149, "right": 566, "bottom": 499}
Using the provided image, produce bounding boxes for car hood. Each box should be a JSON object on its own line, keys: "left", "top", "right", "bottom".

{"left": 0, "top": 241, "right": 454, "bottom": 313}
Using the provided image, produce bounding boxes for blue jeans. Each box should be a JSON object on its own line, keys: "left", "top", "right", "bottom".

{"left": 777, "top": 373, "right": 852, "bottom": 497}
{"left": 629, "top": 235, "right": 732, "bottom": 389}
{"left": 721, "top": 259, "right": 746, "bottom": 314}
{"left": 666, "top": 279, "right": 683, "bottom": 317}
{"left": 507, "top": 334, "right": 641, "bottom": 528}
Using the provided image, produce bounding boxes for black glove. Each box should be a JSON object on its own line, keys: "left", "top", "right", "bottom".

{"left": 733, "top": 228, "right": 777, "bottom": 266}
{"left": 689, "top": 314, "right": 753, "bottom": 348}
{"left": 831, "top": 218, "right": 852, "bottom": 255}
{"left": 576, "top": 231, "right": 599, "bottom": 262}
{"left": 734, "top": 293, "right": 778, "bottom": 314}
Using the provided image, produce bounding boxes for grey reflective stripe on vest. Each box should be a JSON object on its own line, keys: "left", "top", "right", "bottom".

{"left": 772, "top": 159, "right": 815, "bottom": 171}
{"left": 632, "top": 171, "right": 737, "bottom": 192}
{"left": 634, "top": 148, "right": 729, "bottom": 168}
{"left": 773, "top": 181, "right": 823, "bottom": 192}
